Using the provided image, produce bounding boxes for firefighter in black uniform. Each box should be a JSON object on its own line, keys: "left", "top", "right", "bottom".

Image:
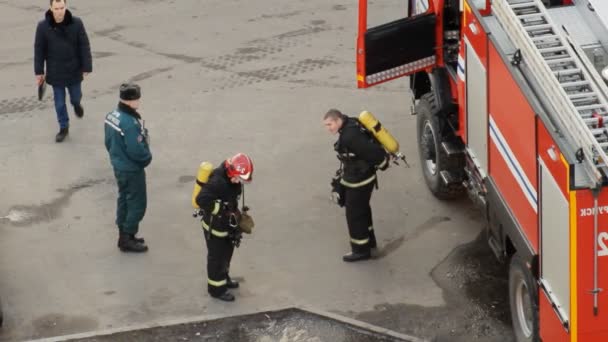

{"left": 324, "top": 109, "right": 389, "bottom": 262}
{"left": 195, "top": 153, "right": 254, "bottom": 301}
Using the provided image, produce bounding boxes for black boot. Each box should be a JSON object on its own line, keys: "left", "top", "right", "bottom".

{"left": 226, "top": 278, "right": 239, "bottom": 289}
{"left": 342, "top": 251, "right": 371, "bottom": 262}
{"left": 210, "top": 292, "right": 235, "bottom": 302}
{"left": 118, "top": 233, "right": 148, "bottom": 253}
{"left": 130, "top": 234, "right": 145, "bottom": 244}
{"left": 74, "top": 104, "right": 84, "bottom": 118}
{"left": 55, "top": 127, "right": 69, "bottom": 143}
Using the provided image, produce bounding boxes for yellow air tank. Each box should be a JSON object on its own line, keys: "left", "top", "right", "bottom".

{"left": 358, "top": 111, "right": 400, "bottom": 154}
{"left": 191, "top": 162, "right": 214, "bottom": 209}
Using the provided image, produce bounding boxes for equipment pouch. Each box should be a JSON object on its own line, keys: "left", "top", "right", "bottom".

{"left": 239, "top": 212, "right": 255, "bottom": 234}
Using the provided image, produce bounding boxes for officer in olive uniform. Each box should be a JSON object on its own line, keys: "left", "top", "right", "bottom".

{"left": 104, "top": 83, "right": 152, "bottom": 253}
{"left": 196, "top": 153, "right": 253, "bottom": 302}
{"left": 324, "top": 109, "right": 389, "bottom": 262}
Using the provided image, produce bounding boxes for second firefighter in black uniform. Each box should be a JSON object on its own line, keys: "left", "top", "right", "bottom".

{"left": 195, "top": 153, "right": 254, "bottom": 301}
{"left": 324, "top": 109, "right": 389, "bottom": 262}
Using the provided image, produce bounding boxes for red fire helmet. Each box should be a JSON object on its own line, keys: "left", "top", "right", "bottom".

{"left": 225, "top": 153, "right": 253, "bottom": 182}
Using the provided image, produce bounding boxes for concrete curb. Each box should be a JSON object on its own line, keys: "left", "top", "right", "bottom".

{"left": 27, "top": 305, "right": 428, "bottom": 342}
{"left": 297, "top": 305, "right": 429, "bottom": 342}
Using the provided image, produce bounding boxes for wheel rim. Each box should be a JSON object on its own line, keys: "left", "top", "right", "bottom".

{"left": 515, "top": 278, "right": 533, "bottom": 338}
{"left": 421, "top": 121, "right": 438, "bottom": 175}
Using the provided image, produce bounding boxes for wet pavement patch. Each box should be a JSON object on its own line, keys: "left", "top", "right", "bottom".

{"left": 0, "top": 179, "right": 108, "bottom": 227}
{"left": 348, "top": 233, "right": 515, "bottom": 342}
{"left": 68, "top": 308, "right": 415, "bottom": 342}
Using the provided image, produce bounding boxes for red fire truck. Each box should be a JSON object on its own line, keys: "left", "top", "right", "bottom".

{"left": 356, "top": 0, "right": 608, "bottom": 341}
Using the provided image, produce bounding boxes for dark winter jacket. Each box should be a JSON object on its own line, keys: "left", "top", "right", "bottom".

{"left": 196, "top": 163, "right": 242, "bottom": 238}
{"left": 335, "top": 115, "right": 389, "bottom": 188}
{"left": 34, "top": 9, "right": 92, "bottom": 86}
{"left": 104, "top": 102, "right": 152, "bottom": 172}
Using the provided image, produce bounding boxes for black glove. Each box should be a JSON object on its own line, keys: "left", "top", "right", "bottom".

{"left": 229, "top": 227, "right": 242, "bottom": 248}
{"left": 331, "top": 177, "right": 345, "bottom": 207}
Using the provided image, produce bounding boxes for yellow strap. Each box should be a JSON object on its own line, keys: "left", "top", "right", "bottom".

{"left": 208, "top": 278, "right": 227, "bottom": 287}
{"left": 350, "top": 237, "right": 370, "bottom": 245}
{"left": 201, "top": 220, "right": 229, "bottom": 238}
{"left": 211, "top": 201, "right": 220, "bottom": 215}
{"left": 340, "top": 175, "right": 376, "bottom": 188}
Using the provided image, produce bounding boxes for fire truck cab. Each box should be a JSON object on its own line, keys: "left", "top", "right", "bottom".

{"left": 357, "top": 0, "right": 608, "bottom": 341}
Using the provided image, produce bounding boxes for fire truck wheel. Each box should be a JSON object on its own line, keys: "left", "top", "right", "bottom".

{"left": 0, "top": 296, "right": 3, "bottom": 327}
{"left": 416, "top": 93, "right": 464, "bottom": 199}
{"left": 509, "top": 255, "right": 539, "bottom": 342}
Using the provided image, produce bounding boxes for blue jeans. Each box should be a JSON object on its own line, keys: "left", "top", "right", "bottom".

{"left": 52, "top": 82, "right": 82, "bottom": 129}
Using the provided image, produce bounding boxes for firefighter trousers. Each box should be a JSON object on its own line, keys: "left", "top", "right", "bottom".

{"left": 344, "top": 181, "right": 377, "bottom": 254}
{"left": 204, "top": 232, "right": 234, "bottom": 296}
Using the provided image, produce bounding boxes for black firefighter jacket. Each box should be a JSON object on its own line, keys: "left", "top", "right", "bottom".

{"left": 195, "top": 163, "right": 242, "bottom": 238}
{"left": 335, "top": 115, "right": 389, "bottom": 188}
{"left": 34, "top": 9, "right": 92, "bottom": 87}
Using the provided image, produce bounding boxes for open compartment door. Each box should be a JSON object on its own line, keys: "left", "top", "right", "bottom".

{"left": 357, "top": 0, "right": 438, "bottom": 88}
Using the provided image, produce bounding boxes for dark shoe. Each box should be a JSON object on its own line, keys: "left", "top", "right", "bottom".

{"left": 342, "top": 251, "right": 371, "bottom": 262}
{"left": 118, "top": 233, "right": 148, "bottom": 253}
{"left": 55, "top": 127, "right": 69, "bottom": 143}
{"left": 210, "top": 292, "right": 235, "bottom": 302}
{"left": 226, "top": 279, "right": 239, "bottom": 289}
{"left": 74, "top": 104, "right": 84, "bottom": 118}
{"left": 130, "top": 234, "right": 145, "bottom": 244}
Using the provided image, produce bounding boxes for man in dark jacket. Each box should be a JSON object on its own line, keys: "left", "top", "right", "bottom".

{"left": 196, "top": 153, "right": 253, "bottom": 302}
{"left": 34, "top": 0, "right": 92, "bottom": 142}
{"left": 324, "top": 109, "right": 389, "bottom": 262}
{"left": 104, "top": 83, "right": 152, "bottom": 253}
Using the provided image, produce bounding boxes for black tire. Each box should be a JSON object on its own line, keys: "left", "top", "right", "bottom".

{"left": 509, "top": 255, "right": 539, "bottom": 342}
{"left": 416, "top": 92, "right": 464, "bottom": 199}
{"left": 0, "top": 296, "right": 3, "bottom": 327}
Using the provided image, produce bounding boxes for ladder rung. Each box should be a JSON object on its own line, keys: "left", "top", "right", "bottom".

{"left": 555, "top": 68, "right": 582, "bottom": 76}
{"left": 577, "top": 104, "right": 607, "bottom": 112}
{"left": 590, "top": 128, "right": 606, "bottom": 136}
{"left": 525, "top": 24, "right": 553, "bottom": 32}
{"left": 518, "top": 13, "right": 544, "bottom": 20}
{"left": 570, "top": 93, "right": 597, "bottom": 100}
{"left": 561, "top": 80, "right": 589, "bottom": 88}
{"left": 583, "top": 117, "right": 604, "bottom": 125}
{"left": 547, "top": 57, "right": 574, "bottom": 65}
{"left": 580, "top": 111, "right": 608, "bottom": 119}
{"left": 511, "top": 2, "right": 537, "bottom": 10}
{"left": 532, "top": 34, "right": 559, "bottom": 42}
{"left": 539, "top": 46, "right": 567, "bottom": 54}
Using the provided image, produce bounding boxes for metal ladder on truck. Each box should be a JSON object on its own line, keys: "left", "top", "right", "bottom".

{"left": 493, "top": 0, "right": 607, "bottom": 317}
{"left": 493, "top": 0, "right": 608, "bottom": 182}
